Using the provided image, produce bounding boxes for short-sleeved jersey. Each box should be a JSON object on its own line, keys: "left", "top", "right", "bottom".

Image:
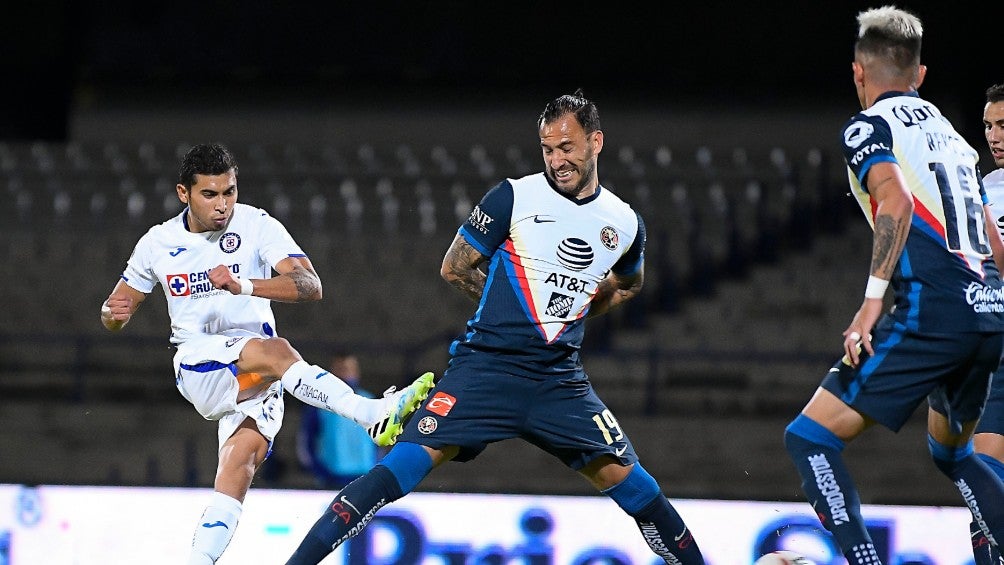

{"left": 121, "top": 203, "right": 307, "bottom": 344}
{"left": 452, "top": 172, "right": 644, "bottom": 375}
{"left": 840, "top": 91, "right": 1004, "bottom": 332}
{"left": 984, "top": 168, "right": 1004, "bottom": 232}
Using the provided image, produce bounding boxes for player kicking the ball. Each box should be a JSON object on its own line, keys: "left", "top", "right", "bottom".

{"left": 100, "top": 143, "right": 434, "bottom": 564}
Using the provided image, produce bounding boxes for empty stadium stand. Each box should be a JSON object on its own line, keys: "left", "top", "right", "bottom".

{"left": 0, "top": 104, "right": 962, "bottom": 506}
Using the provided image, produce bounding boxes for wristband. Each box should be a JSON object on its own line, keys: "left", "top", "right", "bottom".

{"left": 239, "top": 278, "right": 254, "bottom": 296}
{"left": 864, "top": 275, "right": 888, "bottom": 299}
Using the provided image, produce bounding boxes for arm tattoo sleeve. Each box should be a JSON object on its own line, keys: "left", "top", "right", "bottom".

{"left": 871, "top": 214, "right": 907, "bottom": 277}
{"left": 288, "top": 265, "right": 322, "bottom": 301}
{"left": 443, "top": 238, "right": 487, "bottom": 302}
{"left": 587, "top": 271, "right": 643, "bottom": 318}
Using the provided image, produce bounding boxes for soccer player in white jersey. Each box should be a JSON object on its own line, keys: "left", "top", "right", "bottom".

{"left": 782, "top": 8, "right": 1004, "bottom": 565}
{"left": 285, "top": 92, "right": 706, "bottom": 564}
{"left": 100, "top": 144, "right": 434, "bottom": 564}
{"left": 972, "top": 83, "right": 1004, "bottom": 565}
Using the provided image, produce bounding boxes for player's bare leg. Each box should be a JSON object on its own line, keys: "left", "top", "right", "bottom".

{"left": 188, "top": 418, "right": 268, "bottom": 564}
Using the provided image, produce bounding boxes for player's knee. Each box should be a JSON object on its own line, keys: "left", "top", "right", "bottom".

{"left": 256, "top": 337, "right": 302, "bottom": 374}
{"left": 928, "top": 435, "right": 975, "bottom": 476}
{"left": 603, "top": 463, "right": 661, "bottom": 515}
{"left": 784, "top": 414, "right": 845, "bottom": 459}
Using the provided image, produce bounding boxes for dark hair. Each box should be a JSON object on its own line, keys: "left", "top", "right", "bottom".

{"left": 537, "top": 89, "right": 601, "bottom": 133}
{"left": 178, "top": 143, "right": 238, "bottom": 189}
{"left": 987, "top": 84, "right": 1004, "bottom": 105}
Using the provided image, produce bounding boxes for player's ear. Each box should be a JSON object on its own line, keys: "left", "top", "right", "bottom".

{"left": 176, "top": 183, "right": 189, "bottom": 204}
{"left": 914, "top": 64, "right": 927, "bottom": 90}
{"left": 852, "top": 61, "right": 865, "bottom": 89}
{"left": 591, "top": 130, "right": 604, "bottom": 155}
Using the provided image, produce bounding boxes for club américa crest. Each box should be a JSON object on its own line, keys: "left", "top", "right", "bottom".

{"left": 599, "top": 226, "right": 618, "bottom": 250}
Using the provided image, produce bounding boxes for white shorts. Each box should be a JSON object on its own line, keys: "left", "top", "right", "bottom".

{"left": 173, "top": 330, "right": 285, "bottom": 452}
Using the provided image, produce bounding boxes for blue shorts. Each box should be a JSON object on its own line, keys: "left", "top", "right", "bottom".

{"left": 976, "top": 366, "right": 1004, "bottom": 435}
{"left": 397, "top": 361, "right": 639, "bottom": 470}
{"left": 821, "top": 316, "right": 1002, "bottom": 433}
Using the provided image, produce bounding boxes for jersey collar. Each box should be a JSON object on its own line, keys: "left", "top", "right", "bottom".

{"left": 875, "top": 90, "right": 920, "bottom": 103}
{"left": 543, "top": 173, "right": 604, "bottom": 205}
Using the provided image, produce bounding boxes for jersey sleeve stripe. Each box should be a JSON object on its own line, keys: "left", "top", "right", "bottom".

{"left": 459, "top": 226, "right": 494, "bottom": 257}
{"left": 856, "top": 154, "right": 898, "bottom": 185}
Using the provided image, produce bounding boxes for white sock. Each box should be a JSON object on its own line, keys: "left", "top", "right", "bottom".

{"left": 280, "top": 360, "right": 383, "bottom": 426}
{"left": 188, "top": 491, "right": 242, "bottom": 565}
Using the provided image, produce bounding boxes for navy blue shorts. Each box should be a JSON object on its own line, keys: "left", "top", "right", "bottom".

{"left": 976, "top": 366, "right": 1004, "bottom": 435}
{"left": 397, "top": 362, "right": 639, "bottom": 470}
{"left": 821, "top": 316, "right": 1002, "bottom": 433}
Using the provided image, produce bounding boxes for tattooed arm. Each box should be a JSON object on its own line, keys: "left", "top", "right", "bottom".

{"left": 866, "top": 162, "right": 914, "bottom": 281}
{"left": 587, "top": 268, "right": 644, "bottom": 319}
{"left": 440, "top": 234, "right": 489, "bottom": 302}
{"left": 843, "top": 161, "right": 913, "bottom": 364}
{"left": 209, "top": 256, "right": 322, "bottom": 303}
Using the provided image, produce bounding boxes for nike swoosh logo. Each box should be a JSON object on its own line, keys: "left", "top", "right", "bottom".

{"left": 201, "top": 521, "right": 228, "bottom": 529}
{"left": 533, "top": 215, "right": 556, "bottom": 223}
{"left": 614, "top": 445, "right": 628, "bottom": 457}
{"left": 169, "top": 247, "right": 187, "bottom": 256}
{"left": 674, "top": 527, "right": 688, "bottom": 541}
{"left": 827, "top": 368, "right": 840, "bottom": 373}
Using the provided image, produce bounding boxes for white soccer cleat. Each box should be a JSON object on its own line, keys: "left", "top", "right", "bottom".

{"left": 367, "top": 372, "right": 435, "bottom": 447}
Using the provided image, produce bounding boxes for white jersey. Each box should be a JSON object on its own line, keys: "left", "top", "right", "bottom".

{"left": 121, "top": 203, "right": 306, "bottom": 344}
{"left": 838, "top": 91, "right": 1004, "bottom": 332}
{"left": 985, "top": 167, "right": 1004, "bottom": 235}
{"left": 454, "top": 172, "right": 644, "bottom": 374}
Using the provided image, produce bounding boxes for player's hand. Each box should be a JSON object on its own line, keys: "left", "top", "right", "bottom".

{"left": 103, "top": 295, "right": 133, "bottom": 321}
{"left": 208, "top": 264, "right": 241, "bottom": 295}
{"left": 101, "top": 294, "right": 133, "bottom": 331}
{"left": 842, "top": 297, "right": 883, "bottom": 366}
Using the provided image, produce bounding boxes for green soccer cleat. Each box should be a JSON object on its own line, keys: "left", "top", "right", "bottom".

{"left": 367, "top": 371, "right": 435, "bottom": 447}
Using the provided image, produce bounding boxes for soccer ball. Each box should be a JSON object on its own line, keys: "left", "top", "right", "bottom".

{"left": 754, "top": 551, "right": 817, "bottom": 565}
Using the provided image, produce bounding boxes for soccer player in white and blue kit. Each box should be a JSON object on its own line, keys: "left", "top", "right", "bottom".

{"left": 100, "top": 144, "right": 434, "bottom": 564}
{"left": 286, "top": 92, "right": 706, "bottom": 564}
{"left": 783, "top": 9, "right": 1004, "bottom": 565}
{"left": 972, "top": 83, "right": 1004, "bottom": 565}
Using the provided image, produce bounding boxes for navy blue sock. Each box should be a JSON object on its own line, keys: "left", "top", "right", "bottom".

{"left": 286, "top": 465, "right": 403, "bottom": 565}
{"left": 970, "top": 455, "right": 1004, "bottom": 565}
{"left": 603, "top": 464, "right": 705, "bottom": 565}
{"left": 784, "top": 415, "right": 880, "bottom": 565}
{"left": 929, "top": 439, "right": 1004, "bottom": 555}
{"left": 977, "top": 452, "right": 1004, "bottom": 482}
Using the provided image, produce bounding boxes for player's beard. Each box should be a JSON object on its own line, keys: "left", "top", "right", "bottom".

{"left": 547, "top": 157, "right": 597, "bottom": 198}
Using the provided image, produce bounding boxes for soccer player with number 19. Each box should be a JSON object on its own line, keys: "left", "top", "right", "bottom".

{"left": 287, "top": 91, "right": 705, "bottom": 565}
{"left": 783, "top": 7, "right": 1004, "bottom": 565}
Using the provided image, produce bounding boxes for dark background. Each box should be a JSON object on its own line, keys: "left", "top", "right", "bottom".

{"left": 3, "top": 1, "right": 996, "bottom": 141}
{"left": 1, "top": 1, "right": 1000, "bottom": 504}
